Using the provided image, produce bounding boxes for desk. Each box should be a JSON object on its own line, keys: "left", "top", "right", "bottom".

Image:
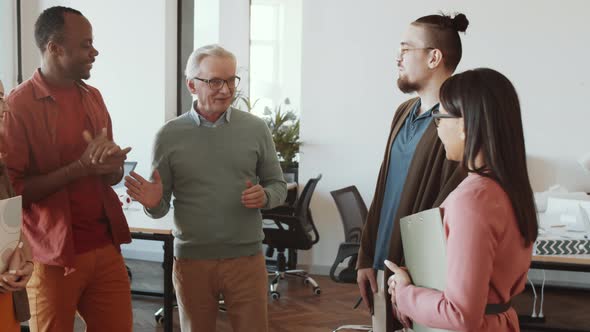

{"left": 125, "top": 204, "right": 175, "bottom": 332}
{"left": 532, "top": 254, "right": 590, "bottom": 272}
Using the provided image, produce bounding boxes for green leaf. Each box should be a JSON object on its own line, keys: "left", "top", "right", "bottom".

{"left": 259, "top": 98, "right": 302, "bottom": 171}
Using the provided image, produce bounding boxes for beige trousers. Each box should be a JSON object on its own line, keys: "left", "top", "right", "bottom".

{"left": 173, "top": 252, "right": 268, "bottom": 332}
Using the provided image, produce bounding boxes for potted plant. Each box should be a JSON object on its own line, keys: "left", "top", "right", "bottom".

{"left": 262, "top": 98, "right": 301, "bottom": 183}
{"left": 233, "top": 94, "right": 301, "bottom": 182}
{"left": 232, "top": 90, "right": 259, "bottom": 112}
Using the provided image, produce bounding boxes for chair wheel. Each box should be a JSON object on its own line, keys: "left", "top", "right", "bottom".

{"left": 271, "top": 291, "right": 281, "bottom": 300}
{"left": 155, "top": 313, "right": 164, "bottom": 325}
{"left": 313, "top": 287, "right": 321, "bottom": 295}
{"left": 303, "top": 278, "right": 310, "bottom": 285}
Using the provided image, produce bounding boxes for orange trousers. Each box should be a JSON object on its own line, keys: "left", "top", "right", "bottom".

{"left": 27, "top": 244, "right": 132, "bottom": 332}
{"left": 173, "top": 252, "right": 269, "bottom": 332}
{"left": 0, "top": 292, "right": 20, "bottom": 332}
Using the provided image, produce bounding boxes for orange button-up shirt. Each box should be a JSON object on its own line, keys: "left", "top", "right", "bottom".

{"left": 3, "top": 69, "right": 131, "bottom": 268}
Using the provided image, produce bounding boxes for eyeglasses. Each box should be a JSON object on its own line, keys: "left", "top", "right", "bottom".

{"left": 432, "top": 108, "right": 461, "bottom": 127}
{"left": 193, "top": 76, "right": 241, "bottom": 90}
{"left": 396, "top": 47, "right": 434, "bottom": 59}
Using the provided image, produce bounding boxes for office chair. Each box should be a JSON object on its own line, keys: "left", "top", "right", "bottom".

{"left": 262, "top": 174, "right": 322, "bottom": 300}
{"left": 330, "top": 186, "right": 372, "bottom": 332}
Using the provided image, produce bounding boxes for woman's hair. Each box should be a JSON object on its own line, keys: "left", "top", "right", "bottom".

{"left": 412, "top": 13, "right": 469, "bottom": 72}
{"left": 439, "top": 68, "right": 538, "bottom": 246}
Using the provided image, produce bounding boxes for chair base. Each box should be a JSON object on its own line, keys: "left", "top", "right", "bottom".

{"left": 332, "top": 325, "right": 373, "bottom": 332}
{"left": 268, "top": 269, "right": 321, "bottom": 299}
{"left": 154, "top": 298, "right": 226, "bottom": 325}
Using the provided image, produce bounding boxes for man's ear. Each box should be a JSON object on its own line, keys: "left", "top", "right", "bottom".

{"left": 187, "top": 78, "right": 197, "bottom": 94}
{"left": 46, "top": 40, "right": 63, "bottom": 57}
{"left": 428, "top": 48, "right": 444, "bottom": 69}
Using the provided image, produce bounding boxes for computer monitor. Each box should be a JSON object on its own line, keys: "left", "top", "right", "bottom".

{"left": 112, "top": 161, "right": 137, "bottom": 189}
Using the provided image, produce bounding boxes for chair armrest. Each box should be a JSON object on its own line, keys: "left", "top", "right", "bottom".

{"left": 263, "top": 204, "right": 295, "bottom": 215}
{"left": 329, "top": 242, "right": 360, "bottom": 282}
{"left": 261, "top": 214, "right": 300, "bottom": 231}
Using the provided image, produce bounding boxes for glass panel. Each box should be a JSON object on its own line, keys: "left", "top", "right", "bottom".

{"left": 251, "top": 4, "right": 278, "bottom": 41}
{"left": 249, "top": 0, "right": 302, "bottom": 116}
{"left": 251, "top": 44, "right": 275, "bottom": 83}
{"left": 194, "top": 0, "right": 220, "bottom": 47}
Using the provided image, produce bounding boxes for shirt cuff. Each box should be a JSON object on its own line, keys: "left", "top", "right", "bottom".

{"left": 262, "top": 189, "right": 271, "bottom": 209}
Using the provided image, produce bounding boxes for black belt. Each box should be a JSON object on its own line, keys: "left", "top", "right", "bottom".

{"left": 484, "top": 301, "right": 512, "bottom": 315}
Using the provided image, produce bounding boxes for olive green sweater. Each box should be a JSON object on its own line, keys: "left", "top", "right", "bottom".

{"left": 146, "top": 109, "right": 287, "bottom": 259}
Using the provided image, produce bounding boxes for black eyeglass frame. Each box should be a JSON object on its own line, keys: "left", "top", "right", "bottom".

{"left": 397, "top": 47, "right": 435, "bottom": 59}
{"left": 432, "top": 108, "right": 462, "bottom": 127}
{"left": 193, "top": 76, "right": 241, "bottom": 90}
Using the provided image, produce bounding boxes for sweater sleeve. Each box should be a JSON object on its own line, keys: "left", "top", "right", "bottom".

{"left": 395, "top": 187, "right": 500, "bottom": 331}
{"left": 258, "top": 123, "right": 287, "bottom": 209}
{"left": 145, "top": 126, "right": 174, "bottom": 219}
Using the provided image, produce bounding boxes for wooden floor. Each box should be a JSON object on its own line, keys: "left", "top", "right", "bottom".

{"left": 65, "top": 259, "right": 589, "bottom": 332}
{"left": 74, "top": 259, "right": 371, "bottom": 332}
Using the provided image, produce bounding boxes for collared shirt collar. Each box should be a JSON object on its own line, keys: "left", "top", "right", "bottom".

{"left": 409, "top": 99, "right": 438, "bottom": 122}
{"left": 189, "top": 100, "right": 232, "bottom": 127}
{"left": 30, "top": 68, "right": 89, "bottom": 100}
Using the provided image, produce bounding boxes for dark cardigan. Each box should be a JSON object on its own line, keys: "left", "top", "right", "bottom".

{"left": 357, "top": 98, "right": 466, "bottom": 330}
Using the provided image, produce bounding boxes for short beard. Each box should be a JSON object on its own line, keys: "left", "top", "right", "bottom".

{"left": 397, "top": 77, "right": 420, "bottom": 94}
{"left": 80, "top": 71, "right": 91, "bottom": 80}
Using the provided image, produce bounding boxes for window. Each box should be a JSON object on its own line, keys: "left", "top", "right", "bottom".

{"left": 185, "top": 0, "right": 301, "bottom": 117}
{"left": 249, "top": 0, "right": 301, "bottom": 116}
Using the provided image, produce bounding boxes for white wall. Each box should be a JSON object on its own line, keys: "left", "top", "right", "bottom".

{"left": 18, "top": 0, "right": 178, "bottom": 260}
{"left": 298, "top": 0, "right": 590, "bottom": 287}
{"left": 0, "top": 0, "right": 17, "bottom": 89}
{"left": 298, "top": 0, "right": 397, "bottom": 273}
{"left": 278, "top": 0, "right": 302, "bottom": 114}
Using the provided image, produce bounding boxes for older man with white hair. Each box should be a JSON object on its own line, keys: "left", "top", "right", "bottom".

{"left": 124, "top": 44, "right": 286, "bottom": 332}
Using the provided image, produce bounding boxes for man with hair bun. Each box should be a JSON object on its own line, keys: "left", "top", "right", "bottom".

{"left": 356, "top": 13, "right": 469, "bottom": 331}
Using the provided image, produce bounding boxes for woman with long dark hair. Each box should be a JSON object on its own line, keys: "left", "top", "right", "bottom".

{"left": 385, "top": 68, "right": 538, "bottom": 331}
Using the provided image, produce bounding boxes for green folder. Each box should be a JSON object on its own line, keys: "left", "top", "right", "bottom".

{"left": 400, "top": 207, "right": 451, "bottom": 332}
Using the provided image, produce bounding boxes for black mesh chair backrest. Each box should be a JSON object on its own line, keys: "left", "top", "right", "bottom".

{"left": 330, "top": 185, "right": 368, "bottom": 243}
{"left": 294, "top": 174, "right": 322, "bottom": 235}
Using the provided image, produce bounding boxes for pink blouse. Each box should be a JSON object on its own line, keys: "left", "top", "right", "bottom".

{"left": 395, "top": 173, "right": 532, "bottom": 331}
